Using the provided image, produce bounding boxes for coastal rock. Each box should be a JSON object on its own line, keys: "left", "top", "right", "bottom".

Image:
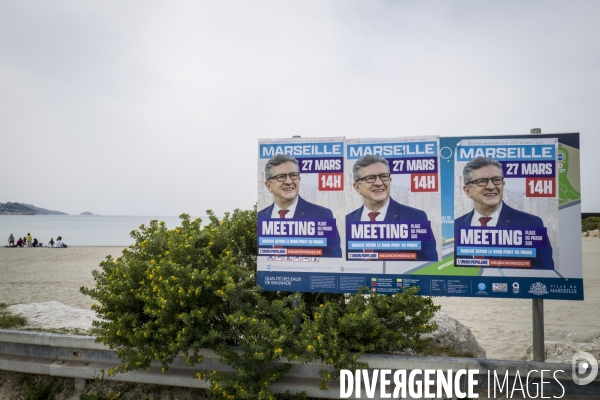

{"left": 521, "top": 329, "right": 600, "bottom": 363}
{"left": 423, "top": 311, "right": 487, "bottom": 358}
{"left": 7, "top": 302, "right": 98, "bottom": 334}
{"left": 582, "top": 231, "right": 589, "bottom": 237}
{"left": 588, "top": 229, "right": 600, "bottom": 238}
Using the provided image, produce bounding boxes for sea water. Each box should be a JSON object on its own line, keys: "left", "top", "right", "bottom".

{"left": 0, "top": 215, "right": 203, "bottom": 246}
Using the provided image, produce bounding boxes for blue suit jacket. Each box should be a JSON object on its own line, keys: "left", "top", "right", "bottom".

{"left": 454, "top": 201, "right": 554, "bottom": 270}
{"left": 346, "top": 198, "right": 438, "bottom": 261}
{"left": 258, "top": 196, "right": 342, "bottom": 258}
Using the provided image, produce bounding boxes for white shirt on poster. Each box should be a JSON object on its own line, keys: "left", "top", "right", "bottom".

{"left": 469, "top": 202, "right": 503, "bottom": 227}
{"left": 270, "top": 196, "right": 298, "bottom": 219}
{"left": 359, "top": 197, "right": 390, "bottom": 221}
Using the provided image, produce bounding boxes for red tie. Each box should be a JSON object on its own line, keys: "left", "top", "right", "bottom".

{"left": 364, "top": 212, "right": 380, "bottom": 258}
{"left": 273, "top": 210, "right": 289, "bottom": 249}
{"left": 475, "top": 217, "right": 492, "bottom": 260}
{"left": 278, "top": 210, "right": 289, "bottom": 218}
{"left": 368, "top": 212, "right": 380, "bottom": 221}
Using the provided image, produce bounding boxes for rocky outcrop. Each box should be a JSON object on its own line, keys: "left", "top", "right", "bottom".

{"left": 423, "top": 311, "right": 487, "bottom": 358}
{"left": 521, "top": 329, "right": 600, "bottom": 363}
{"left": 588, "top": 229, "right": 600, "bottom": 238}
{"left": 7, "top": 302, "right": 97, "bottom": 334}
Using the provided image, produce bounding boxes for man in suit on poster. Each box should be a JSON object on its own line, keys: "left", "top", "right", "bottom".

{"left": 346, "top": 155, "right": 438, "bottom": 261}
{"left": 454, "top": 156, "right": 554, "bottom": 270}
{"left": 258, "top": 154, "right": 342, "bottom": 258}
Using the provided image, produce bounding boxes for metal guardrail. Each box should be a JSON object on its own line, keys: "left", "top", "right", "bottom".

{"left": 1, "top": 329, "right": 598, "bottom": 399}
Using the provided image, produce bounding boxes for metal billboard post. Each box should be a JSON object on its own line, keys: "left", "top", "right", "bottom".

{"left": 532, "top": 297, "right": 545, "bottom": 361}
{"left": 530, "top": 127, "right": 545, "bottom": 362}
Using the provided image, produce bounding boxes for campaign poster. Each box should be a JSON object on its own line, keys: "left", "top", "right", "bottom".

{"left": 453, "top": 138, "right": 558, "bottom": 272}
{"left": 257, "top": 138, "right": 346, "bottom": 291}
{"left": 428, "top": 132, "right": 582, "bottom": 300}
{"left": 344, "top": 137, "right": 442, "bottom": 274}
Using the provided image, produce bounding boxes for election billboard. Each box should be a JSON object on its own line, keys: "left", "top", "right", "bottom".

{"left": 257, "top": 133, "right": 583, "bottom": 300}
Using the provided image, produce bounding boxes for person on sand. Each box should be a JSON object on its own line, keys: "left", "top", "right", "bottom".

{"left": 48, "top": 238, "right": 55, "bottom": 247}
{"left": 16, "top": 237, "right": 24, "bottom": 247}
{"left": 32, "top": 238, "right": 39, "bottom": 247}
{"left": 55, "top": 236, "right": 67, "bottom": 248}
{"left": 26, "top": 233, "right": 32, "bottom": 246}
{"left": 8, "top": 234, "right": 15, "bottom": 247}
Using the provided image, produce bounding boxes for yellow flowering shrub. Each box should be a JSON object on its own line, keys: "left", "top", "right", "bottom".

{"left": 81, "top": 206, "right": 439, "bottom": 399}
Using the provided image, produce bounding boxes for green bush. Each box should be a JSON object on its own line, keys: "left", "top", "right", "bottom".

{"left": 297, "top": 286, "right": 438, "bottom": 389}
{"left": 582, "top": 217, "right": 600, "bottom": 232}
{"left": 81, "top": 207, "right": 439, "bottom": 399}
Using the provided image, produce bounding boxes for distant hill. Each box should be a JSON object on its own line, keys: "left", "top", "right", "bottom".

{"left": 0, "top": 202, "right": 68, "bottom": 215}
{"left": 80, "top": 211, "right": 96, "bottom": 215}
{"left": 0, "top": 202, "right": 35, "bottom": 215}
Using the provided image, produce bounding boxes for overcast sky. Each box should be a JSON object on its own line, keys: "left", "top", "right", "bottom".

{"left": 1, "top": 1, "right": 598, "bottom": 216}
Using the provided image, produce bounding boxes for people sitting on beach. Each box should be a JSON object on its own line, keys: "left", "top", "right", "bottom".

{"left": 48, "top": 238, "right": 55, "bottom": 247}
{"left": 8, "top": 234, "right": 15, "bottom": 247}
{"left": 27, "top": 233, "right": 32, "bottom": 246}
{"left": 16, "top": 237, "right": 24, "bottom": 247}
{"left": 55, "top": 236, "right": 67, "bottom": 248}
{"left": 32, "top": 238, "right": 39, "bottom": 247}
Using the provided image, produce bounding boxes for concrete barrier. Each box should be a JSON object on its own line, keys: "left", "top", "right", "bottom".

{"left": 1, "top": 329, "right": 598, "bottom": 399}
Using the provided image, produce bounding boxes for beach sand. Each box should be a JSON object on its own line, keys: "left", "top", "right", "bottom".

{"left": 1, "top": 240, "right": 599, "bottom": 360}
{"left": 0, "top": 247, "right": 123, "bottom": 310}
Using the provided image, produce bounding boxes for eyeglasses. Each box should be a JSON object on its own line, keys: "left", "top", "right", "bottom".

{"left": 268, "top": 172, "right": 300, "bottom": 182}
{"left": 466, "top": 177, "right": 504, "bottom": 187}
{"left": 355, "top": 173, "right": 391, "bottom": 184}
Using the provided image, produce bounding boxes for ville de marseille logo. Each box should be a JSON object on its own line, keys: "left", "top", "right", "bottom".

{"left": 528, "top": 282, "right": 549, "bottom": 296}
